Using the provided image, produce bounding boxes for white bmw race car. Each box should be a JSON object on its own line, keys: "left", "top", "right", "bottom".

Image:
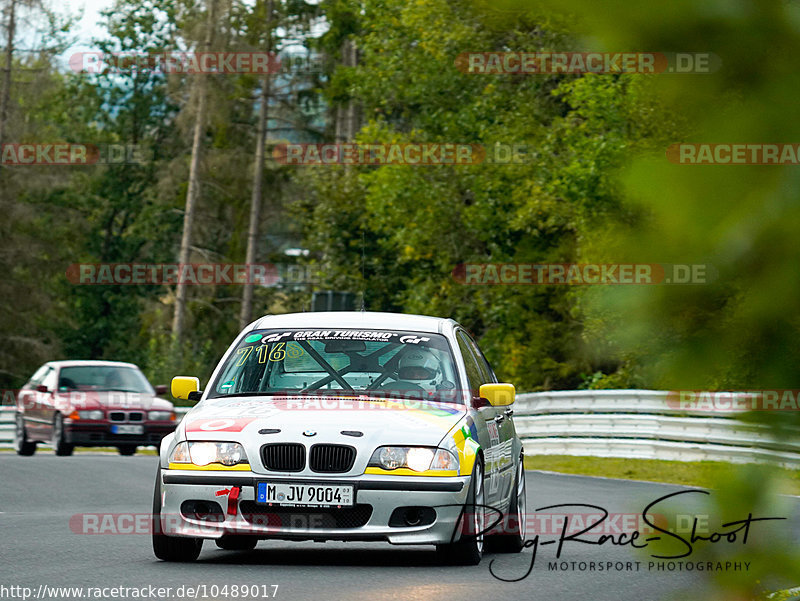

{"left": 153, "top": 311, "right": 526, "bottom": 564}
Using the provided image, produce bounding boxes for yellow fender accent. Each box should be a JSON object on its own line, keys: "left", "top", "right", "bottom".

{"left": 364, "top": 467, "right": 459, "bottom": 477}
{"left": 451, "top": 423, "right": 481, "bottom": 476}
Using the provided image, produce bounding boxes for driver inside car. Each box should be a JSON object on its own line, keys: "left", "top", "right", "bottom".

{"left": 395, "top": 348, "right": 445, "bottom": 394}
{"left": 104, "top": 370, "right": 125, "bottom": 390}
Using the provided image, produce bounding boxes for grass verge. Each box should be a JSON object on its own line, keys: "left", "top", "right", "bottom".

{"left": 525, "top": 454, "right": 800, "bottom": 495}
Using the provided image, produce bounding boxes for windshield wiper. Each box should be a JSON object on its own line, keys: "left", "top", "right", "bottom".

{"left": 208, "top": 390, "right": 393, "bottom": 400}
{"left": 207, "top": 391, "right": 282, "bottom": 399}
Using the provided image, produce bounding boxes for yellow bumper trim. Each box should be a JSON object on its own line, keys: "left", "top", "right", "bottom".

{"left": 364, "top": 467, "right": 459, "bottom": 477}
{"left": 167, "top": 462, "right": 251, "bottom": 471}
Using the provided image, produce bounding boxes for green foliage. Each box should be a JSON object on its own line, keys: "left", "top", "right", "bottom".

{"left": 499, "top": 0, "right": 800, "bottom": 594}
{"left": 300, "top": 0, "right": 674, "bottom": 390}
{"left": 2, "top": 3, "right": 798, "bottom": 592}
{"left": 0, "top": 0, "right": 321, "bottom": 388}
{"left": 1, "top": 0, "right": 796, "bottom": 594}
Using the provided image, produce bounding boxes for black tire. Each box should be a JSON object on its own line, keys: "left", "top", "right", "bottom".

{"left": 488, "top": 454, "right": 526, "bottom": 553}
{"left": 215, "top": 536, "right": 258, "bottom": 551}
{"left": 14, "top": 413, "right": 37, "bottom": 456}
{"left": 118, "top": 445, "right": 137, "bottom": 456}
{"left": 53, "top": 414, "right": 74, "bottom": 456}
{"left": 436, "top": 457, "right": 485, "bottom": 565}
{"left": 152, "top": 466, "right": 203, "bottom": 562}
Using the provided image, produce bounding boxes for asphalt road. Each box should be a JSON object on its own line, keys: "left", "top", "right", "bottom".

{"left": 1, "top": 455, "right": 798, "bottom": 601}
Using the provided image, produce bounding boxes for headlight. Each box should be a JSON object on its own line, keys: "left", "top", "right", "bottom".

{"left": 368, "top": 446, "right": 458, "bottom": 472}
{"left": 148, "top": 410, "right": 175, "bottom": 421}
{"left": 169, "top": 441, "right": 249, "bottom": 467}
{"left": 77, "top": 410, "right": 104, "bottom": 420}
{"left": 378, "top": 447, "right": 406, "bottom": 469}
{"left": 406, "top": 448, "right": 435, "bottom": 471}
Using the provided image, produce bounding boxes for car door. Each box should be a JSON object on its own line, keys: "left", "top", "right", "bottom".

{"left": 455, "top": 329, "right": 504, "bottom": 505}
{"left": 20, "top": 365, "right": 53, "bottom": 440}
{"left": 38, "top": 367, "right": 60, "bottom": 438}
{"left": 459, "top": 331, "right": 516, "bottom": 506}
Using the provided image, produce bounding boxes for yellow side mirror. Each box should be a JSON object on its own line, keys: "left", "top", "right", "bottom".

{"left": 479, "top": 383, "right": 515, "bottom": 407}
{"left": 171, "top": 376, "right": 200, "bottom": 401}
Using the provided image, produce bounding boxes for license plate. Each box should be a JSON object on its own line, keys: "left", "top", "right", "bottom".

{"left": 256, "top": 482, "right": 354, "bottom": 507}
{"left": 111, "top": 424, "right": 144, "bottom": 435}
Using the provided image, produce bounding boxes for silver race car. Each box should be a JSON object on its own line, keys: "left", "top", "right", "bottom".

{"left": 153, "top": 312, "right": 526, "bottom": 564}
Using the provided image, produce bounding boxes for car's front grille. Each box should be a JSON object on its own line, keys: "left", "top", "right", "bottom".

{"left": 108, "top": 411, "right": 144, "bottom": 423}
{"left": 261, "top": 443, "right": 306, "bottom": 472}
{"left": 309, "top": 444, "right": 356, "bottom": 473}
{"left": 239, "top": 502, "right": 372, "bottom": 529}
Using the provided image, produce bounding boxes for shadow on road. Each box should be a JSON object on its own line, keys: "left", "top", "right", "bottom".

{"left": 191, "top": 546, "right": 500, "bottom": 568}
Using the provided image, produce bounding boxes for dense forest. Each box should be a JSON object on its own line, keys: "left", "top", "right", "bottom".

{"left": 1, "top": 0, "right": 799, "bottom": 403}
{"left": 4, "top": 0, "right": 800, "bottom": 593}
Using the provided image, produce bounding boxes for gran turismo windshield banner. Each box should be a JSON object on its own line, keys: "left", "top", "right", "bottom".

{"left": 208, "top": 329, "right": 462, "bottom": 402}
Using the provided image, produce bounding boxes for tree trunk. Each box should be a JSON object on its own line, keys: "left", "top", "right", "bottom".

{"left": 335, "top": 38, "right": 359, "bottom": 143}
{"left": 0, "top": 0, "right": 16, "bottom": 199}
{"left": 0, "top": 0, "right": 15, "bottom": 149}
{"left": 171, "top": 0, "right": 217, "bottom": 349}
{"left": 239, "top": 0, "right": 275, "bottom": 330}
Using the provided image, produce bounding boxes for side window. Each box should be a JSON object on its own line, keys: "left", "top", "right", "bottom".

{"left": 456, "top": 331, "right": 483, "bottom": 393}
{"left": 463, "top": 333, "right": 496, "bottom": 384}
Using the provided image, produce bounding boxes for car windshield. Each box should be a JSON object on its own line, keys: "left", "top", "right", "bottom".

{"left": 208, "top": 329, "right": 461, "bottom": 402}
{"left": 58, "top": 365, "right": 154, "bottom": 394}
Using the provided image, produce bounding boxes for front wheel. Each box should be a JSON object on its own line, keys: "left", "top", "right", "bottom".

{"left": 53, "top": 414, "right": 74, "bottom": 456}
{"left": 14, "top": 414, "right": 36, "bottom": 456}
{"left": 152, "top": 466, "right": 203, "bottom": 562}
{"left": 436, "top": 457, "right": 485, "bottom": 565}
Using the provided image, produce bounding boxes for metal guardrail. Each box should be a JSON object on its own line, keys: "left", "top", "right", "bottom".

{"left": 514, "top": 390, "right": 800, "bottom": 468}
{"left": 1, "top": 391, "right": 798, "bottom": 467}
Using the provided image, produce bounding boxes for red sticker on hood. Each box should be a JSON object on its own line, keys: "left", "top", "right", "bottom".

{"left": 184, "top": 418, "right": 256, "bottom": 432}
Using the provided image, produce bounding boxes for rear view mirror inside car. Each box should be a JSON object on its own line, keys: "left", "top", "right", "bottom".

{"left": 323, "top": 340, "right": 367, "bottom": 353}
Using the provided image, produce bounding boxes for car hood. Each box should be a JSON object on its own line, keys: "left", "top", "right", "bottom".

{"left": 55, "top": 391, "right": 173, "bottom": 412}
{"left": 180, "top": 395, "right": 467, "bottom": 449}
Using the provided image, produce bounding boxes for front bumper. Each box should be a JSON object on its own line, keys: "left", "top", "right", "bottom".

{"left": 65, "top": 423, "right": 175, "bottom": 446}
{"left": 158, "top": 469, "right": 470, "bottom": 545}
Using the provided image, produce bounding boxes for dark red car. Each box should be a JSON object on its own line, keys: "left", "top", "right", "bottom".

{"left": 14, "top": 360, "right": 177, "bottom": 456}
